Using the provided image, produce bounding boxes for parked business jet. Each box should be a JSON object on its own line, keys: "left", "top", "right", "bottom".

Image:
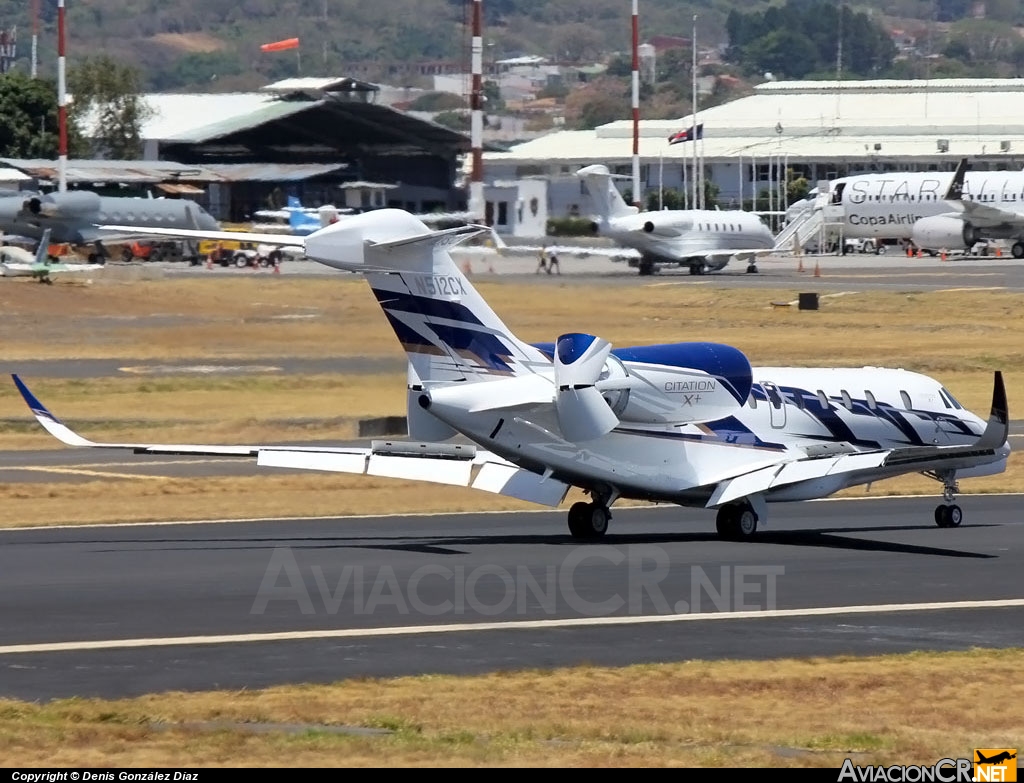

{"left": 577, "top": 164, "right": 777, "bottom": 275}
{"left": 824, "top": 158, "right": 1024, "bottom": 256}
{"left": 13, "top": 209, "right": 1010, "bottom": 540}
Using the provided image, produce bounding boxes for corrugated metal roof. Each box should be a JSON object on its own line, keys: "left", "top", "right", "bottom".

{"left": 0, "top": 158, "right": 221, "bottom": 183}
{"left": 199, "top": 163, "right": 350, "bottom": 182}
{"left": 160, "top": 99, "right": 319, "bottom": 144}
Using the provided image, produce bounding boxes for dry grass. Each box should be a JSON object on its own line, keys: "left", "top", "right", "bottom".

{"left": 2, "top": 277, "right": 1021, "bottom": 526}
{"left": 2, "top": 648, "right": 1021, "bottom": 766}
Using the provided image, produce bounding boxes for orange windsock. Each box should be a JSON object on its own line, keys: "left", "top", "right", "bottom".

{"left": 261, "top": 38, "right": 299, "bottom": 52}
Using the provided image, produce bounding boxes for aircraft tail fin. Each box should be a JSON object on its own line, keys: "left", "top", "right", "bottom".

{"left": 307, "top": 209, "right": 551, "bottom": 385}
{"left": 34, "top": 229, "right": 51, "bottom": 265}
{"left": 944, "top": 158, "right": 969, "bottom": 202}
{"left": 576, "top": 164, "right": 639, "bottom": 222}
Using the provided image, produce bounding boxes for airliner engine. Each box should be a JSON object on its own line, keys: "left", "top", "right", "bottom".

{"left": 911, "top": 215, "right": 974, "bottom": 251}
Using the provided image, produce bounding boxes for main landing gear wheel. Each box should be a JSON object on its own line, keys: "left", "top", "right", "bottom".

{"left": 638, "top": 259, "right": 655, "bottom": 276}
{"left": 746, "top": 263, "right": 758, "bottom": 274}
{"left": 715, "top": 501, "right": 759, "bottom": 540}
{"left": 688, "top": 263, "right": 707, "bottom": 275}
{"left": 934, "top": 504, "right": 963, "bottom": 528}
{"left": 567, "top": 501, "right": 610, "bottom": 539}
{"left": 1012, "top": 241, "right": 1024, "bottom": 259}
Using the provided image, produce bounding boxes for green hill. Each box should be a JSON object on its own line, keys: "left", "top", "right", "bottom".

{"left": 0, "top": 0, "right": 1018, "bottom": 92}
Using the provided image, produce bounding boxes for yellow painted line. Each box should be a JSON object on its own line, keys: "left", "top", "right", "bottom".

{"left": 8, "top": 466, "right": 168, "bottom": 481}
{"left": 2, "top": 598, "right": 1023, "bottom": 655}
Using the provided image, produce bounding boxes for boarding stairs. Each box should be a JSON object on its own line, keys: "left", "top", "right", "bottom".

{"left": 773, "top": 206, "right": 825, "bottom": 253}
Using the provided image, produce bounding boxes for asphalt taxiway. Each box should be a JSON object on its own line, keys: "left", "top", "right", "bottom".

{"left": 0, "top": 497, "right": 1022, "bottom": 701}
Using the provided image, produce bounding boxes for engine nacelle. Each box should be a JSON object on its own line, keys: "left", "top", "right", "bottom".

{"left": 597, "top": 342, "right": 753, "bottom": 425}
{"left": 23, "top": 191, "right": 102, "bottom": 218}
{"left": 911, "top": 215, "right": 973, "bottom": 251}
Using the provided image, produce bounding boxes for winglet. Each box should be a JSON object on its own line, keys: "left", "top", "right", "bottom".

{"left": 943, "top": 158, "right": 969, "bottom": 202}
{"left": 11, "top": 374, "right": 97, "bottom": 447}
{"left": 975, "top": 370, "right": 1009, "bottom": 450}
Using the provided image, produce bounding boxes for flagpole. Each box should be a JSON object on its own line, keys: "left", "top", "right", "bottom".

{"left": 658, "top": 150, "right": 663, "bottom": 210}
{"left": 631, "top": 0, "right": 642, "bottom": 209}
{"left": 691, "top": 14, "right": 700, "bottom": 210}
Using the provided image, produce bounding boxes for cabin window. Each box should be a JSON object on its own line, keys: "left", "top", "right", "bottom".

{"left": 794, "top": 392, "right": 805, "bottom": 410}
{"left": 940, "top": 387, "right": 963, "bottom": 410}
{"left": 840, "top": 390, "right": 853, "bottom": 410}
{"left": 766, "top": 386, "right": 783, "bottom": 409}
{"left": 900, "top": 390, "right": 912, "bottom": 409}
{"left": 748, "top": 393, "right": 757, "bottom": 409}
{"left": 817, "top": 390, "right": 829, "bottom": 408}
{"left": 865, "top": 390, "right": 877, "bottom": 410}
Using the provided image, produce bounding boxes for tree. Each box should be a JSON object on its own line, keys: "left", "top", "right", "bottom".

{"left": 69, "top": 55, "right": 152, "bottom": 159}
{"left": 0, "top": 72, "right": 62, "bottom": 158}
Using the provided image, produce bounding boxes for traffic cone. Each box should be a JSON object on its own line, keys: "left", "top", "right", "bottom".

{"left": 273, "top": 262, "right": 280, "bottom": 275}
{"left": 461, "top": 259, "right": 472, "bottom": 276}
{"left": 941, "top": 248, "right": 948, "bottom": 262}
{"left": 916, "top": 248, "right": 922, "bottom": 258}
{"left": 996, "top": 246, "right": 1002, "bottom": 258}
{"left": 813, "top": 260, "right": 821, "bottom": 277}
{"left": 205, "top": 256, "right": 213, "bottom": 270}
{"left": 797, "top": 257, "right": 804, "bottom": 273}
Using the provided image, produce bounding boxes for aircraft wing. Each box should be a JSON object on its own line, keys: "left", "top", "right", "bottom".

{"left": 702, "top": 248, "right": 777, "bottom": 262}
{"left": 10, "top": 374, "right": 570, "bottom": 507}
{"left": 95, "top": 225, "right": 306, "bottom": 248}
{"left": 497, "top": 243, "right": 642, "bottom": 261}
{"left": 706, "top": 371, "right": 1009, "bottom": 507}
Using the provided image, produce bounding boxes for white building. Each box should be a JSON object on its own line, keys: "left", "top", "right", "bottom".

{"left": 484, "top": 78, "right": 1024, "bottom": 218}
{"left": 483, "top": 178, "right": 548, "bottom": 237}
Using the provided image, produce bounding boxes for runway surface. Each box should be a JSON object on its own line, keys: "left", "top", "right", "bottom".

{"left": 1, "top": 496, "right": 1022, "bottom": 701}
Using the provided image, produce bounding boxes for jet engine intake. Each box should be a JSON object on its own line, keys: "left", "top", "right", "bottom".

{"left": 910, "top": 215, "right": 973, "bottom": 251}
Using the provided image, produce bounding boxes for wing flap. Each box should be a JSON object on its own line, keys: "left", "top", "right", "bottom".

{"left": 471, "top": 461, "right": 570, "bottom": 506}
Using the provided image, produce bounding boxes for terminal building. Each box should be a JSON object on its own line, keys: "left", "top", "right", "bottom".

{"left": 484, "top": 79, "right": 1024, "bottom": 219}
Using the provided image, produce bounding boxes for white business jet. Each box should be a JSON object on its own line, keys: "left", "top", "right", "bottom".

{"left": 576, "top": 164, "right": 778, "bottom": 276}
{"left": 12, "top": 209, "right": 1010, "bottom": 539}
{"left": 825, "top": 158, "right": 1024, "bottom": 256}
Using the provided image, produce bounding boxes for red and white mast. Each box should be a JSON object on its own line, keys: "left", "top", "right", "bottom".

{"left": 57, "top": 0, "right": 67, "bottom": 192}
{"left": 630, "top": 0, "right": 641, "bottom": 209}
{"left": 468, "top": 0, "right": 485, "bottom": 222}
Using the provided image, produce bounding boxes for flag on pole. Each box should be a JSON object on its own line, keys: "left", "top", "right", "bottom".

{"left": 668, "top": 123, "right": 704, "bottom": 145}
{"left": 261, "top": 38, "right": 299, "bottom": 52}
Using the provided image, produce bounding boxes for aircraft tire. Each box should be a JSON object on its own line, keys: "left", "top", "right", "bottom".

{"left": 568, "top": 502, "right": 609, "bottom": 539}
{"left": 716, "top": 502, "right": 758, "bottom": 540}
{"left": 934, "top": 504, "right": 962, "bottom": 528}
{"left": 1012, "top": 242, "right": 1024, "bottom": 259}
{"left": 638, "top": 259, "right": 655, "bottom": 276}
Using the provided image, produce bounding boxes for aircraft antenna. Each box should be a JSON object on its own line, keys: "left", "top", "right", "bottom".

{"left": 57, "top": 0, "right": 67, "bottom": 192}
{"left": 468, "top": 0, "right": 485, "bottom": 223}
{"left": 630, "top": 0, "right": 642, "bottom": 209}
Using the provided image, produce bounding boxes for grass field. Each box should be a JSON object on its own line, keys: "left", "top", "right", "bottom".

{"left": 2, "top": 649, "right": 1021, "bottom": 766}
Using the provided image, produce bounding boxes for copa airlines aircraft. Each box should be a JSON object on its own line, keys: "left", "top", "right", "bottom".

{"left": 577, "top": 165, "right": 778, "bottom": 275}
{"left": 825, "top": 158, "right": 1024, "bottom": 256}
{"left": 13, "top": 209, "right": 1010, "bottom": 539}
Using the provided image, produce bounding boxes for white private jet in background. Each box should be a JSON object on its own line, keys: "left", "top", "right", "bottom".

{"left": 575, "top": 164, "right": 778, "bottom": 276}
{"left": 820, "top": 158, "right": 1024, "bottom": 256}
{"left": 14, "top": 209, "right": 1010, "bottom": 539}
